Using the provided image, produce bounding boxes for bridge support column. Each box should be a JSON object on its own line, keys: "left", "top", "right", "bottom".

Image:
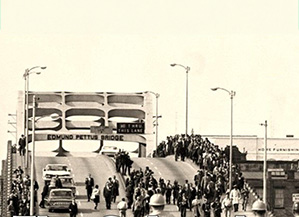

{"left": 54, "top": 140, "right": 68, "bottom": 157}
{"left": 93, "top": 140, "right": 104, "bottom": 153}
{"left": 138, "top": 143, "right": 146, "bottom": 157}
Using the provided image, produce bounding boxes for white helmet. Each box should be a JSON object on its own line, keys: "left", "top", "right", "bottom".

{"left": 149, "top": 194, "right": 165, "bottom": 206}
{"left": 252, "top": 200, "right": 266, "bottom": 211}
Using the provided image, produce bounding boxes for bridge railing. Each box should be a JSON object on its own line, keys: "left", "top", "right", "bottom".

{"left": 244, "top": 180, "right": 276, "bottom": 217}
{"left": 0, "top": 141, "right": 14, "bottom": 217}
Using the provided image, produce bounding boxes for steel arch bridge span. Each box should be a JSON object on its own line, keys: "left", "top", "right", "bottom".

{"left": 17, "top": 91, "right": 155, "bottom": 157}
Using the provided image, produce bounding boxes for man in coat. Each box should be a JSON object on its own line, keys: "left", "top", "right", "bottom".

{"left": 103, "top": 178, "right": 113, "bottom": 209}
{"left": 69, "top": 199, "right": 78, "bottom": 217}
{"left": 230, "top": 185, "right": 241, "bottom": 212}
{"left": 112, "top": 175, "right": 120, "bottom": 203}
{"left": 85, "top": 174, "right": 94, "bottom": 202}
{"left": 18, "top": 134, "right": 26, "bottom": 156}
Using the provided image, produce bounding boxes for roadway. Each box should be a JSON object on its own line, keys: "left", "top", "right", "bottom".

{"left": 35, "top": 152, "right": 126, "bottom": 217}
{"left": 34, "top": 152, "right": 255, "bottom": 217}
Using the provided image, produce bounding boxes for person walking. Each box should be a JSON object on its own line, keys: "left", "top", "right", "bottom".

{"left": 112, "top": 175, "right": 120, "bottom": 203}
{"left": 39, "top": 182, "right": 49, "bottom": 208}
{"left": 103, "top": 179, "right": 113, "bottom": 209}
{"left": 222, "top": 192, "right": 232, "bottom": 217}
{"left": 165, "top": 180, "right": 172, "bottom": 204}
{"left": 180, "top": 193, "right": 188, "bottom": 217}
{"left": 91, "top": 184, "right": 100, "bottom": 209}
{"left": 85, "top": 174, "right": 94, "bottom": 202}
{"left": 18, "top": 134, "right": 26, "bottom": 156}
{"left": 117, "top": 198, "right": 128, "bottom": 217}
{"left": 241, "top": 185, "right": 249, "bottom": 211}
{"left": 211, "top": 197, "right": 222, "bottom": 217}
{"left": 230, "top": 185, "right": 241, "bottom": 212}
{"left": 132, "top": 196, "right": 143, "bottom": 217}
{"left": 69, "top": 199, "right": 78, "bottom": 217}
{"left": 191, "top": 195, "right": 201, "bottom": 217}
{"left": 8, "top": 200, "right": 15, "bottom": 217}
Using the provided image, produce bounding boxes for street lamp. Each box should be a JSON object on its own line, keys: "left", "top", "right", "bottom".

{"left": 29, "top": 95, "right": 59, "bottom": 215}
{"left": 146, "top": 91, "right": 161, "bottom": 151}
{"left": 23, "top": 66, "right": 46, "bottom": 168}
{"left": 260, "top": 120, "right": 268, "bottom": 204}
{"left": 211, "top": 87, "right": 236, "bottom": 191}
{"left": 170, "top": 63, "right": 190, "bottom": 136}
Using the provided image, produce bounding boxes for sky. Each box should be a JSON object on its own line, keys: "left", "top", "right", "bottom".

{"left": 1, "top": 0, "right": 299, "bottom": 167}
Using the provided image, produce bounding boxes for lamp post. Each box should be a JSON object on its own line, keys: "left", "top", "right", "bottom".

{"left": 23, "top": 66, "right": 46, "bottom": 168}
{"left": 146, "top": 91, "right": 161, "bottom": 150}
{"left": 211, "top": 87, "right": 236, "bottom": 191}
{"left": 260, "top": 120, "right": 268, "bottom": 204}
{"left": 170, "top": 63, "right": 190, "bottom": 136}
{"left": 29, "top": 95, "right": 58, "bottom": 215}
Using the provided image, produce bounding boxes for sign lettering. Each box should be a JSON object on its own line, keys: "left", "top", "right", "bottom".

{"left": 47, "top": 134, "right": 124, "bottom": 141}
{"left": 117, "top": 122, "right": 145, "bottom": 134}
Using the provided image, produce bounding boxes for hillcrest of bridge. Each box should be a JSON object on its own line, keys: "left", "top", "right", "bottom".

{"left": 17, "top": 91, "right": 155, "bottom": 157}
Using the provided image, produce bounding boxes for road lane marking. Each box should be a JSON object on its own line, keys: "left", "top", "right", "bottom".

{"left": 151, "top": 162, "right": 154, "bottom": 165}
{"left": 78, "top": 201, "right": 81, "bottom": 206}
{"left": 80, "top": 212, "right": 83, "bottom": 217}
{"left": 76, "top": 190, "right": 79, "bottom": 195}
{"left": 158, "top": 171, "right": 162, "bottom": 175}
{"left": 154, "top": 167, "right": 158, "bottom": 170}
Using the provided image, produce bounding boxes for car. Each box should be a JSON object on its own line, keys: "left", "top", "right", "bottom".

{"left": 45, "top": 188, "right": 74, "bottom": 212}
{"left": 99, "top": 145, "right": 119, "bottom": 156}
{"left": 48, "top": 176, "right": 76, "bottom": 196}
{"left": 42, "top": 164, "right": 72, "bottom": 181}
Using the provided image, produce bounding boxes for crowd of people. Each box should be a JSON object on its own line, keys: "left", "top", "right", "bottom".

{"left": 8, "top": 166, "right": 38, "bottom": 216}
{"left": 121, "top": 164, "right": 242, "bottom": 217}
{"left": 85, "top": 174, "right": 120, "bottom": 211}
{"left": 115, "top": 150, "right": 134, "bottom": 175}
{"left": 151, "top": 133, "right": 251, "bottom": 216}
{"left": 8, "top": 133, "right": 255, "bottom": 217}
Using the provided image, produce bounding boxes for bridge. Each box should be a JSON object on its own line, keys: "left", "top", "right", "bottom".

{"left": 0, "top": 91, "right": 276, "bottom": 217}
{"left": 0, "top": 140, "right": 269, "bottom": 217}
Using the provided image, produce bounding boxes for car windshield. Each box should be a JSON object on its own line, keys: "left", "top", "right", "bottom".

{"left": 61, "top": 178, "right": 74, "bottom": 185}
{"left": 51, "top": 191, "right": 72, "bottom": 197}
{"left": 47, "top": 165, "right": 68, "bottom": 171}
{"left": 103, "top": 146, "right": 117, "bottom": 150}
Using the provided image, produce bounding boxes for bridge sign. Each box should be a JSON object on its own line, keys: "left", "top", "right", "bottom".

{"left": 117, "top": 122, "right": 145, "bottom": 134}
{"left": 293, "top": 193, "right": 299, "bottom": 202}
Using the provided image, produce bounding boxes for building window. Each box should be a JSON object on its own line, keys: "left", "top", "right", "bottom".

{"left": 275, "top": 189, "right": 284, "bottom": 208}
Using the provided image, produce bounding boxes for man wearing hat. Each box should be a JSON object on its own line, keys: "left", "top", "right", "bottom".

{"left": 229, "top": 185, "right": 241, "bottom": 212}
{"left": 146, "top": 193, "right": 175, "bottom": 217}
{"left": 252, "top": 199, "right": 266, "bottom": 217}
{"left": 194, "top": 169, "right": 203, "bottom": 187}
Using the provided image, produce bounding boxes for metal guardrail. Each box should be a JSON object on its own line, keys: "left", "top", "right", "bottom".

{"left": 244, "top": 180, "right": 275, "bottom": 217}
{"left": 0, "top": 141, "right": 13, "bottom": 217}
{"left": 0, "top": 160, "right": 5, "bottom": 217}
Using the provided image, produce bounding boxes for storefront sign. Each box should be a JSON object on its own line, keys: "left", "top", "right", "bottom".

{"left": 258, "top": 147, "right": 299, "bottom": 152}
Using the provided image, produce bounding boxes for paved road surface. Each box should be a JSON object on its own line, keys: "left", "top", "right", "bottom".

{"left": 34, "top": 152, "right": 254, "bottom": 217}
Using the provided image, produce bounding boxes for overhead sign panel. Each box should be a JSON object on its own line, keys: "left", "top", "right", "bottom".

{"left": 117, "top": 122, "right": 145, "bottom": 134}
